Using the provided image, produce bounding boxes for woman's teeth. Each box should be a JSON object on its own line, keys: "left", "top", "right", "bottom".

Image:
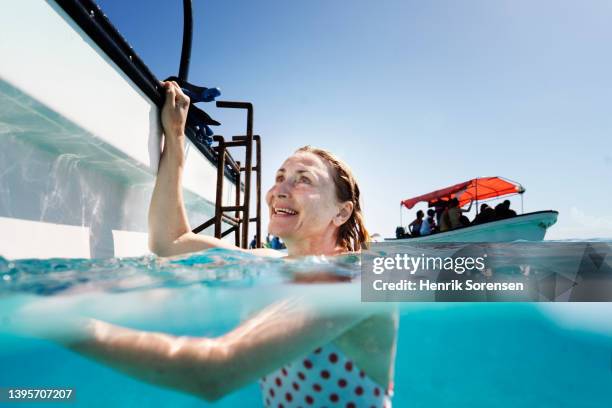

{"left": 275, "top": 207, "right": 297, "bottom": 215}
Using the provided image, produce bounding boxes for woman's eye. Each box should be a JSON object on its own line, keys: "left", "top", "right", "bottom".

{"left": 275, "top": 175, "right": 284, "bottom": 182}
{"left": 299, "top": 176, "right": 311, "bottom": 184}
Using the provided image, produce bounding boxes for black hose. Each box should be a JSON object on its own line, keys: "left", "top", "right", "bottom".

{"left": 179, "top": 0, "right": 193, "bottom": 81}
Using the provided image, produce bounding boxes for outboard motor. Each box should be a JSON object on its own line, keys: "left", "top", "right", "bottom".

{"left": 395, "top": 226, "right": 406, "bottom": 239}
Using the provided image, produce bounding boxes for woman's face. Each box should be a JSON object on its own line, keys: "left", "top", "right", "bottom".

{"left": 266, "top": 152, "right": 341, "bottom": 242}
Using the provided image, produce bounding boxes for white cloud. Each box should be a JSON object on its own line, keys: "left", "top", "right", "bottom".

{"left": 547, "top": 207, "right": 612, "bottom": 240}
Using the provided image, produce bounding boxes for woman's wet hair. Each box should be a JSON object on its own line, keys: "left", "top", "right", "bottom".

{"left": 295, "top": 146, "right": 369, "bottom": 252}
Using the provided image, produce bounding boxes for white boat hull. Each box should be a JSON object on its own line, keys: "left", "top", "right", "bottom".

{"left": 386, "top": 211, "right": 559, "bottom": 243}
{"left": 0, "top": 1, "right": 238, "bottom": 259}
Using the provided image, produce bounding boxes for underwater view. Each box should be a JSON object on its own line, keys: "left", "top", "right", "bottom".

{"left": 2, "top": 1, "right": 612, "bottom": 407}
{"left": 1, "top": 248, "right": 611, "bottom": 407}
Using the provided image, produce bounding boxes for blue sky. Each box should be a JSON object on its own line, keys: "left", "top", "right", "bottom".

{"left": 98, "top": 0, "right": 612, "bottom": 239}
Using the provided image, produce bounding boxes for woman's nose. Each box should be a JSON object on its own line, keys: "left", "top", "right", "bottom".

{"left": 274, "top": 179, "right": 291, "bottom": 199}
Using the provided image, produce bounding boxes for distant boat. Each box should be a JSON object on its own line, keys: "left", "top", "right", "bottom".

{"left": 387, "top": 177, "right": 558, "bottom": 243}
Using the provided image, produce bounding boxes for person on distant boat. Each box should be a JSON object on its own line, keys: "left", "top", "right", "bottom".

{"left": 472, "top": 203, "right": 495, "bottom": 225}
{"left": 438, "top": 206, "right": 451, "bottom": 232}
{"left": 447, "top": 198, "right": 473, "bottom": 230}
{"left": 432, "top": 200, "right": 448, "bottom": 226}
{"left": 270, "top": 235, "right": 286, "bottom": 250}
{"left": 504, "top": 200, "right": 517, "bottom": 217}
{"left": 249, "top": 235, "right": 257, "bottom": 249}
{"left": 408, "top": 210, "right": 424, "bottom": 237}
{"left": 419, "top": 209, "right": 437, "bottom": 236}
{"left": 494, "top": 200, "right": 517, "bottom": 220}
{"left": 45, "top": 81, "right": 396, "bottom": 407}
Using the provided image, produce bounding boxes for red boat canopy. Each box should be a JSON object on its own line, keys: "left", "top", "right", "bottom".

{"left": 401, "top": 177, "right": 525, "bottom": 209}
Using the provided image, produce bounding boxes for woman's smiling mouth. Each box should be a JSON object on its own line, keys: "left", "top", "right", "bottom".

{"left": 273, "top": 207, "right": 299, "bottom": 216}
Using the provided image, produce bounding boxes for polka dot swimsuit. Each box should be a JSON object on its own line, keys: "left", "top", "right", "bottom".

{"left": 260, "top": 343, "right": 392, "bottom": 408}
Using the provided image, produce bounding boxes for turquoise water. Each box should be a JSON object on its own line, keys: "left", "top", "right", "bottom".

{"left": 1, "top": 249, "right": 611, "bottom": 407}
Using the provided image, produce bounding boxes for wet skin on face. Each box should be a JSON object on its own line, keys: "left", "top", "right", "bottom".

{"left": 266, "top": 152, "right": 343, "bottom": 246}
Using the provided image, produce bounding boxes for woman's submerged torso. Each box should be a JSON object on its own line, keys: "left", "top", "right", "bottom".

{"left": 260, "top": 313, "right": 396, "bottom": 408}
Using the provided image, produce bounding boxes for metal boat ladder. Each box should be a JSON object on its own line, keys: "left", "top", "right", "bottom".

{"left": 191, "top": 102, "right": 262, "bottom": 249}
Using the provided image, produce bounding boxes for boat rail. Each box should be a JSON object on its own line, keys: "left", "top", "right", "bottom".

{"left": 54, "top": 0, "right": 263, "bottom": 248}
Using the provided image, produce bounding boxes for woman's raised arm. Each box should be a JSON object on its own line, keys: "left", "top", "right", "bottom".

{"left": 461, "top": 200, "right": 474, "bottom": 213}
{"left": 148, "top": 82, "right": 237, "bottom": 257}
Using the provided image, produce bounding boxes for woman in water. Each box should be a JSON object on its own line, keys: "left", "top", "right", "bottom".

{"left": 57, "top": 81, "right": 397, "bottom": 407}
